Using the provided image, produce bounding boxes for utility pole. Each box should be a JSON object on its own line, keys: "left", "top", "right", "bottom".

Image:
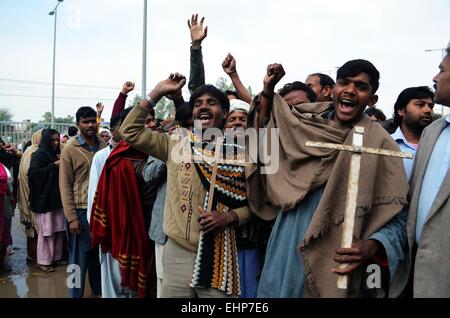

{"left": 142, "top": 0, "right": 148, "bottom": 99}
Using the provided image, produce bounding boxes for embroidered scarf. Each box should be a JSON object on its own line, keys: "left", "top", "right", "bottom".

{"left": 90, "top": 140, "right": 151, "bottom": 297}
{"left": 189, "top": 133, "right": 247, "bottom": 296}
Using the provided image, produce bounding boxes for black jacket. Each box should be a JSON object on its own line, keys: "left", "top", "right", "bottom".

{"left": 28, "top": 129, "right": 62, "bottom": 213}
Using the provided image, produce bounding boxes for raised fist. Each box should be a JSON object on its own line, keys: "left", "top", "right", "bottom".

{"left": 152, "top": 73, "right": 187, "bottom": 101}
{"left": 95, "top": 102, "right": 104, "bottom": 114}
{"left": 121, "top": 81, "right": 135, "bottom": 94}
{"left": 263, "top": 63, "right": 285, "bottom": 91}
{"left": 222, "top": 53, "right": 237, "bottom": 75}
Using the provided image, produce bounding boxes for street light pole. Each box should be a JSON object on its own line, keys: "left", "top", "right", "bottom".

{"left": 142, "top": 0, "right": 147, "bottom": 99}
{"left": 49, "top": 0, "right": 64, "bottom": 128}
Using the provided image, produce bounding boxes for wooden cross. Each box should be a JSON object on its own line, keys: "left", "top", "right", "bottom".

{"left": 305, "top": 126, "right": 414, "bottom": 289}
{"left": 192, "top": 137, "right": 251, "bottom": 214}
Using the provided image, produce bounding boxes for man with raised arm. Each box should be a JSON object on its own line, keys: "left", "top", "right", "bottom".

{"left": 120, "top": 74, "right": 250, "bottom": 298}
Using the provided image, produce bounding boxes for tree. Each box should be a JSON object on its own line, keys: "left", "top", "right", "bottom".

{"left": 215, "top": 76, "right": 235, "bottom": 92}
{"left": 127, "top": 94, "right": 174, "bottom": 120}
{"left": 215, "top": 77, "right": 254, "bottom": 98}
{"left": 40, "top": 112, "right": 75, "bottom": 124}
{"left": 0, "top": 108, "right": 12, "bottom": 121}
{"left": 128, "top": 95, "right": 142, "bottom": 108}
{"left": 155, "top": 97, "right": 174, "bottom": 120}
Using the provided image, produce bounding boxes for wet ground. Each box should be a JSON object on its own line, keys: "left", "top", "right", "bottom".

{"left": 0, "top": 210, "right": 69, "bottom": 298}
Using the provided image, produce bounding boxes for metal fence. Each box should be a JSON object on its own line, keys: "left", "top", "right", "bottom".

{"left": 0, "top": 121, "right": 73, "bottom": 148}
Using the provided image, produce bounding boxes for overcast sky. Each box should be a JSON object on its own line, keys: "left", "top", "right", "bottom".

{"left": 0, "top": 0, "right": 449, "bottom": 122}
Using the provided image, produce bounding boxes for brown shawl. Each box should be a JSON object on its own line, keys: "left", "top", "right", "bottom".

{"left": 246, "top": 95, "right": 409, "bottom": 297}
{"left": 18, "top": 129, "right": 44, "bottom": 237}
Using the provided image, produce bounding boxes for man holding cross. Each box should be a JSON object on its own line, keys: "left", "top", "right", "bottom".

{"left": 120, "top": 74, "right": 251, "bottom": 298}
{"left": 249, "top": 59, "right": 409, "bottom": 297}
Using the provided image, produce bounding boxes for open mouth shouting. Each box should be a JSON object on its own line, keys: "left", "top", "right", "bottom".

{"left": 198, "top": 111, "right": 214, "bottom": 127}
{"left": 335, "top": 96, "right": 363, "bottom": 122}
{"left": 338, "top": 97, "right": 357, "bottom": 114}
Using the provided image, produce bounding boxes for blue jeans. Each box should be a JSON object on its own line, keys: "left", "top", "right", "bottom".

{"left": 67, "top": 209, "right": 101, "bottom": 298}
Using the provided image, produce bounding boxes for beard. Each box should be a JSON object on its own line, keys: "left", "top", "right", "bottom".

{"left": 403, "top": 115, "right": 428, "bottom": 135}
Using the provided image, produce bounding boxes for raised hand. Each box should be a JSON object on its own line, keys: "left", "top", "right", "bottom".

{"left": 149, "top": 73, "right": 187, "bottom": 103}
{"left": 166, "top": 88, "right": 184, "bottom": 106}
{"left": 3, "top": 143, "right": 18, "bottom": 155}
{"left": 188, "top": 13, "right": 208, "bottom": 49}
{"left": 263, "top": 63, "right": 286, "bottom": 93}
{"left": 257, "top": 64, "right": 286, "bottom": 129}
{"left": 222, "top": 53, "right": 237, "bottom": 75}
{"left": 121, "top": 81, "right": 135, "bottom": 95}
{"left": 95, "top": 102, "right": 104, "bottom": 114}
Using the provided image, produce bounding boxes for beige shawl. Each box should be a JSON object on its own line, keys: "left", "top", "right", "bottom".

{"left": 18, "top": 128, "right": 43, "bottom": 237}
{"left": 247, "top": 95, "right": 409, "bottom": 297}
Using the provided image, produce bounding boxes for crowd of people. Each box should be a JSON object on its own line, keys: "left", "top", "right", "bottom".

{"left": 0, "top": 14, "right": 448, "bottom": 299}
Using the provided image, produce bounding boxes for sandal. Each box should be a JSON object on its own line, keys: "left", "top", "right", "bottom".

{"left": 53, "top": 260, "right": 68, "bottom": 266}
{"left": 37, "top": 264, "right": 55, "bottom": 273}
{"left": 6, "top": 246, "right": 14, "bottom": 255}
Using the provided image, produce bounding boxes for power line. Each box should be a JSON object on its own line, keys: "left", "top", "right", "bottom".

{"left": 0, "top": 93, "right": 116, "bottom": 101}
{"left": 0, "top": 78, "right": 135, "bottom": 91}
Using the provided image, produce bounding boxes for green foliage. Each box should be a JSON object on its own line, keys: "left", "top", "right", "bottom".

{"left": 127, "top": 94, "right": 174, "bottom": 120}
{"left": 155, "top": 97, "right": 174, "bottom": 120}
{"left": 0, "top": 108, "right": 12, "bottom": 121}
{"left": 40, "top": 112, "right": 74, "bottom": 124}
{"left": 128, "top": 95, "right": 142, "bottom": 108}
{"left": 215, "top": 76, "right": 235, "bottom": 92}
{"left": 215, "top": 77, "right": 255, "bottom": 98}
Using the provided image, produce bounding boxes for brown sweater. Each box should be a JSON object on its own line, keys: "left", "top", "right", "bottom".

{"left": 120, "top": 105, "right": 251, "bottom": 252}
{"left": 59, "top": 136, "right": 106, "bottom": 222}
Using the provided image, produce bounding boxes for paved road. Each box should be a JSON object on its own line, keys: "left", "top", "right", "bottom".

{"left": 0, "top": 210, "right": 69, "bottom": 298}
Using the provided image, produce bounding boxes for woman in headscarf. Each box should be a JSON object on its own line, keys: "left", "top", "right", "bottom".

{"left": 18, "top": 128, "right": 44, "bottom": 263}
{"left": 0, "top": 159, "right": 12, "bottom": 273}
{"left": 28, "top": 129, "right": 64, "bottom": 272}
{"left": 0, "top": 137, "right": 21, "bottom": 258}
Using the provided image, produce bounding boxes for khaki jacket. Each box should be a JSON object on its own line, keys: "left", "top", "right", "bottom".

{"left": 120, "top": 105, "right": 251, "bottom": 252}
{"left": 59, "top": 135, "right": 106, "bottom": 222}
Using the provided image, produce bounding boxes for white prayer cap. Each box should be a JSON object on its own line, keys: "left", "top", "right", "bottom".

{"left": 229, "top": 99, "right": 250, "bottom": 114}
{"left": 99, "top": 127, "right": 111, "bottom": 135}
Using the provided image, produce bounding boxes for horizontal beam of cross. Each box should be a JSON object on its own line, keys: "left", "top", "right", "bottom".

{"left": 305, "top": 141, "right": 414, "bottom": 159}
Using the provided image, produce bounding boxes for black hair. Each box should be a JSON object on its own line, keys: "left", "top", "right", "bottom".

{"left": 393, "top": 86, "right": 434, "bottom": 127}
{"left": 40, "top": 128, "right": 60, "bottom": 157}
{"left": 110, "top": 106, "right": 134, "bottom": 130}
{"left": 23, "top": 140, "right": 32, "bottom": 153}
{"left": 337, "top": 59, "right": 380, "bottom": 94}
{"left": 175, "top": 102, "right": 193, "bottom": 128}
{"left": 189, "top": 84, "right": 230, "bottom": 112}
{"left": 364, "top": 107, "right": 386, "bottom": 121}
{"left": 225, "top": 90, "right": 238, "bottom": 98}
{"left": 67, "top": 126, "right": 78, "bottom": 137}
{"left": 75, "top": 106, "right": 97, "bottom": 124}
{"left": 110, "top": 115, "right": 120, "bottom": 130}
{"left": 278, "top": 81, "right": 317, "bottom": 102}
{"left": 156, "top": 118, "right": 164, "bottom": 127}
{"left": 309, "top": 73, "right": 336, "bottom": 88}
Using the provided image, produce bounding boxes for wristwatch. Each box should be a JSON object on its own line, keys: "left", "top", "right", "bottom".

{"left": 146, "top": 94, "right": 157, "bottom": 108}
